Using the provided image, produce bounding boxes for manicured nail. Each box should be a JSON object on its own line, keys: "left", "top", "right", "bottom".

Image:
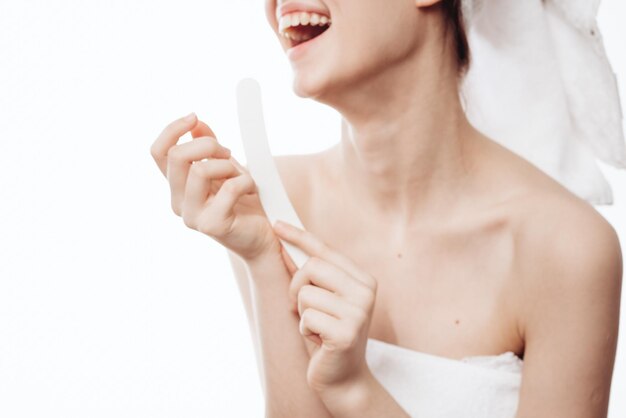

{"left": 184, "top": 112, "right": 196, "bottom": 122}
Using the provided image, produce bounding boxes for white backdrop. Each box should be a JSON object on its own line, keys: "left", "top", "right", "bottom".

{"left": 0, "top": 1, "right": 624, "bottom": 417}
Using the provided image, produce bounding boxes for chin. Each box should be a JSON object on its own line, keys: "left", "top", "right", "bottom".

{"left": 291, "top": 71, "right": 329, "bottom": 100}
{"left": 290, "top": 62, "right": 353, "bottom": 104}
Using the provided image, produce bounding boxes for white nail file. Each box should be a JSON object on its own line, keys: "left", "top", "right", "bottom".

{"left": 236, "top": 78, "right": 310, "bottom": 269}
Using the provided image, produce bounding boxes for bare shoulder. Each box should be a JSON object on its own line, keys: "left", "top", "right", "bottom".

{"left": 272, "top": 150, "right": 328, "bottom": 224}
{"left": 480, "top": 135, "right": 623, "bottom": 358}
{"left": 476, "top": 134, "right": 622, "bottom": 280}
{"left": 494, "top": 155, "right": 623, "bottom": 290}
{"left": 510, "top": 194, "right": 623, "bottom": 415}
{"left": 514, "top": 188, "right": 622, "bottom": 295}
{"left": 485, "top": 144, "right": 623, "bottom": 415}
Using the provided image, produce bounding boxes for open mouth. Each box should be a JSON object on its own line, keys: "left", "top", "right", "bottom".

{"left": 278, "top": 11, "right": 332, "bottom": 49}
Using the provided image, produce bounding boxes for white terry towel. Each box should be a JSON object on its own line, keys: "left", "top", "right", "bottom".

{"left": 460, "top": 0, "right": 625, "bottom": 205}
{"left": 366, "top": 338, "right": 523, "bottom": 418}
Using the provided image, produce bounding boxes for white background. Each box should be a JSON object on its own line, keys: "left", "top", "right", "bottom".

{"left": 0, "top": 1, "right": 625, "bottom": 417}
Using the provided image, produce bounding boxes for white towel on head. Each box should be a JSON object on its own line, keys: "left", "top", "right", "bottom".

{"left": 460, "top": 0, "right": 625, "bottom": 205}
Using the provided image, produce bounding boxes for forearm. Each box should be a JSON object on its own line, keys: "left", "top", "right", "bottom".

{"left": 245, "top": 253, "right": 333, "bottom": 418}
{"left": 316, "top": 369, "right": 411, "bottom": 418}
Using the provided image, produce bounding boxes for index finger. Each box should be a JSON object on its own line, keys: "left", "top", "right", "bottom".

{"left": 150, "top": 112, "right": 198, "bottom": 177}
{"left": 273, "top": 220, "right": 375, "bottom": 289}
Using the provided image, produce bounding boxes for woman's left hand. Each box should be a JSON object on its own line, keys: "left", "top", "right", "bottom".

{"left": 272, "top": 220, "right": 378, "bottom": 393}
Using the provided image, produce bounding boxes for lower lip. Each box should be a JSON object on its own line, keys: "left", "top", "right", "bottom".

{"left": 286, "top": 28, "right": 330, "bottom": 61}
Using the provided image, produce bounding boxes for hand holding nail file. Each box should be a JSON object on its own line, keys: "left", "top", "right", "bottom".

{"left": 236, "top": 78, "right": 310, "bottom": 269}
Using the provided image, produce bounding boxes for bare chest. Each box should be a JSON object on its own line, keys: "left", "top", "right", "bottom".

{"left": 304, "top": 214, "right": 525, "bottom": 360}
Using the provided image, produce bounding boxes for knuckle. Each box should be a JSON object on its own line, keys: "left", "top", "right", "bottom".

{"left": 198, "top": 223, "right": 216, "bottom": 237}
{"left": 170, "top": 201, "right": 181, "bottom": 217}
{"left": 306, "top": 368, "right": 317, "bottom": 389}
{"left": 219, "top": 180, "right": 237, "bottom": 196}
{"left": 149, "top": 143, "right": 161, "bottom": 159}
{"left": 222, "top": 177, "right": 237, "bottom": 190}
{"left": 242, "top": 173, "right": 255, "bottom": 189}
{"left": 182, "top": 214, "right": 196, "bottom": 230}
{"left": 342, "top": 326, "right": 359, "bottom": 346}
{"left": 300, "top": 308, "right": 312, "bottom": 323}
{"left": 298, "top": 261, "right": 314, "bottom": 279}
{"left": 302, "top": 257, "right": 313, "bottom": 271}
{"left": 296, "top": 288, "right": 305, "bottom": 305}
{"left": 305, "top": 256, "right": 320, "bottom": 270}
{"left": 360, "top": 286, "right": 376, "bottom": 307}
{"left": 289, "top": 277, "right": 303, "bottom": 301}
{"left": 203, "top": 137, "right": 231, "bottom": 158}
{"left": 189, "top": 161, "right": 206, "bottom": 177}
{"left": 298, "top": 284, "right": 314, "bottom": 300}
{"left": 167, "top": 146, "right": 185, "bottom": 164}
{"left": 351, "top": 308, "right": 368, "bottom": 325}
{"left": 287, "top": 282, "right": 295, "bottom": 300}
{"left": 366, "top": 275, "right": 378, "bottom": 291}
{"left": 352, "top": 282, "right": 368, "bottom": 298}
{"left": 202, "top": 138, "right": 220, "bottom": 154}
{"left": 289, "top": 270, "right": 301, "bottom": 290}
{"left": 199, "top": 135, "right": 218, "bottom": 144}
{"left": 205, "top": 136, "right": 223, "bottom": 152}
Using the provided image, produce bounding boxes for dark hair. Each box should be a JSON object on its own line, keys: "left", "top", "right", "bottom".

{"left": 441, "top": 0, "right": 470, "bottom": 77}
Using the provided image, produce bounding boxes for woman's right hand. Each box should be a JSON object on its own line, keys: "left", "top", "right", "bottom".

{"left": 150, "top": 113, "right": 282, "bottom": 263}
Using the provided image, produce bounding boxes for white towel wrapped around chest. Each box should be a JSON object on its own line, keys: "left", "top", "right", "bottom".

{"left": 366, "top": 338, "right": 523, "bottom": 418}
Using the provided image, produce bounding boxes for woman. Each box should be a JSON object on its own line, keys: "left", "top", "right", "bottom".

{"left": 150, "top": 0, "right": 623, "bottom": 416}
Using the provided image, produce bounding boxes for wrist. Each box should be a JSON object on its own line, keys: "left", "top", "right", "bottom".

{"left": 241, "top": 239, "right": 283, "bottom": 267}
{"left": 314, "top": 368, "right": 375, "bottom": 416}
{"left": 242, "top": 242, "right": 289, "bottom": 282}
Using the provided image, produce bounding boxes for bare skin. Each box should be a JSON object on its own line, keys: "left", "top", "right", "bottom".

{"left": 275, "top": 116, "right": 619, "bottom": 363}
{"left": 151, "top": 0, "right": 623, "bottom": 416}
{"left": 269, "top": 119, "right": 623, "bottom": 417}
{"left": 267, "top": 0, "right": 623, "bottom": 414}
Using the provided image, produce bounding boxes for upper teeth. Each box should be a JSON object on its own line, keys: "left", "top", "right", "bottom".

{"left": 278, "top": 11, "right": 331, "bottom": 35}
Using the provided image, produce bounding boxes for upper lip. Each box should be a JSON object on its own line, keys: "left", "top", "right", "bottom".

{"left": 276, "top": 1, "right": 330, "bottom": 20}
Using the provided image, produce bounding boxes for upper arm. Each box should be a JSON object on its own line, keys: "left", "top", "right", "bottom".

{"left": 515, "top": 209, "right": 623, "bottom": 418}
{"left": 226, "top": 249, "right": 266, "bottom": 393}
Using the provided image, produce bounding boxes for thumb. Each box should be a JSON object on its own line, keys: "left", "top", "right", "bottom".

{"left": 190, "top": 120, "right": 217, "bottom": 140}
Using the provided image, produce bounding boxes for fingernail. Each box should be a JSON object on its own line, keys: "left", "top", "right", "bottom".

{"left": 274, "top": 220, "right": 286, "bottom": 230}
{"left": 184, "top": 112, "right": 196, "bottom": 122}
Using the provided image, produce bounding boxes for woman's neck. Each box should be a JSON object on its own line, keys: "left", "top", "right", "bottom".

{"left": 326, "top": 44, "right": 479, "bottom": 232}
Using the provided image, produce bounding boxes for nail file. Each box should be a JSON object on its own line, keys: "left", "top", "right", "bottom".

{"left": 236, "top": 77, "right": 309, "bottom": 269}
